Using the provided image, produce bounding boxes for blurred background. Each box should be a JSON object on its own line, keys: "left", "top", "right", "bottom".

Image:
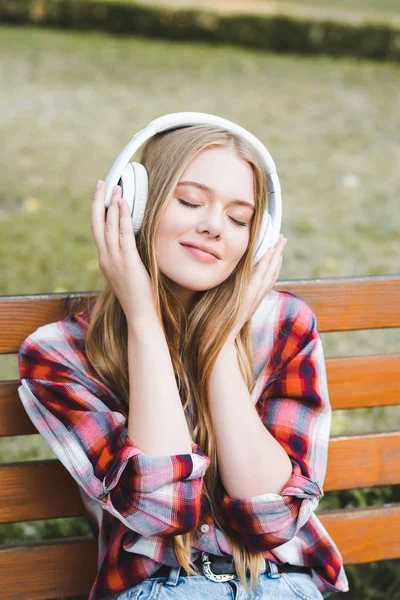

{"left": 0, "top": 0, "right": 399, "bottom": 598}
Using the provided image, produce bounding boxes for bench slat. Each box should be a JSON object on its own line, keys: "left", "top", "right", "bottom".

{"left": 325, "top": 432, "right": 400, "bottom": 491}
{"left": 0, "top": 537, "right": 97, "bottom": 600}
{"left": 0, "top": 293, "right": 95, "bottom": 355}
{"left": 2, "top": 432, "right": 399, "bottom": 523}
{"left": 320, "top": 505, "right": 400, "bottom": 564}
{"left": 2, "top": 352, "right": 399, "bottom": 438}
{"left": 0, "top": 381, "right": 38, "bottom": 437}
{"left": 1, "top": 274, "right": 399, "bottom": 354}
{"left": 326, "top": 354, "right": 400, "bottom": 409}
{"left": 277, "top": 274, "right": 400, "bottom": 332}
{"left": 0, "top": 505, "right": 399, "bottom": 598}
{"left": 0, "top": 460, "right": 83, "bottom": 523}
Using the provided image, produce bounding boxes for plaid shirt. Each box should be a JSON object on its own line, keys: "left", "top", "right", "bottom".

{"left": 18, "top": 290, "right": 349, "bottom": 599}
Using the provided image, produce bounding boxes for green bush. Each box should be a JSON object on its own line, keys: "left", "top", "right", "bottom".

{"left": 0, "top": 516, "right": 91, "bottom": 545}
{"left": 0, "top": 0, "right": 399, "bottom": 61}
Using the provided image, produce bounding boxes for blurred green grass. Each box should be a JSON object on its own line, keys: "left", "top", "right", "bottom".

{"left": 0, "top": 24, "right": 399, "bottom": 446}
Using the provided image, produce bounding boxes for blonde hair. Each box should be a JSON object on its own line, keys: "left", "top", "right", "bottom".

{"left": 85, "top": 124, "right": 269, "bottom": 594}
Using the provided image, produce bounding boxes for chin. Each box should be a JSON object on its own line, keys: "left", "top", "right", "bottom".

{"left": 177, "top": 280, "right": 217, "bottom": 292}
{"left": 168, "top": 274, "right": 223, "bottom": 292}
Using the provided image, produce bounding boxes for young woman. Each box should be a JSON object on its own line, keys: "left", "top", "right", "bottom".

{"left": 18, "top": 122, "right": 349, "bottom": 600}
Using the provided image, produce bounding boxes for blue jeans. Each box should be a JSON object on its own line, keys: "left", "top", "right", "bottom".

{"left": 113, "top": 560, "right": 324, "bottom": 600}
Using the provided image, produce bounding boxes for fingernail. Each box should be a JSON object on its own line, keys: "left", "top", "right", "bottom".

{"left": 112, "top": 185, "right": 118, "bottom": 194}
{"left": 96, "top": 180, "right": 102, "bottom": 190}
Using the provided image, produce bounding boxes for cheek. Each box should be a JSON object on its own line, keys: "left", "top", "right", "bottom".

{"left": 228, "top": 233, "right": 250, "bottom": 263}
{"left": 154, "top": 212, "right": 184, "bottom": 266}
{"left": 155, "top": 213, "right": 176, "bottom": 247}
{"left": 156, "top": 204, "right": 185, "bottom": 239}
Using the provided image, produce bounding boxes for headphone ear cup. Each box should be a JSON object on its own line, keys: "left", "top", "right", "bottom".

{"left": 131, "top": 162, "right": 148, "bottom": 235}
{"left": 263, "top": 212, "right": 275, "bottom": 248}
{"left": 118, "top": 162, "right": 148, "bottom": 235}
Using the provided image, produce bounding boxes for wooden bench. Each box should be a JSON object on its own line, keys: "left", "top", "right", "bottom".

{"left": 1, "top": 274, "right": 399, "bottom": 599}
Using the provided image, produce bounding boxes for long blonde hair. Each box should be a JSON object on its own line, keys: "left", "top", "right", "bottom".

{"left": 85, "top": 124, "right": 268, "bottom": 594}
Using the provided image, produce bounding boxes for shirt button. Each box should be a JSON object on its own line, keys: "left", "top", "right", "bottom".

{"left": 200, "top": 524, "right": 209, "bottom": 533}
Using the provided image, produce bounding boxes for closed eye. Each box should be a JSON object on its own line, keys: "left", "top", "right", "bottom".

{"left": 177, "top": 199, "right": 247, "bottom": 228}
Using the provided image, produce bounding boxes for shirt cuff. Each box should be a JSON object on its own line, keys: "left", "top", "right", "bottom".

{"left": 220, "top": 462, "right": 323, "bottom": 534}
{"left": 102, "top": 437, "right": 211, "bottom": 496}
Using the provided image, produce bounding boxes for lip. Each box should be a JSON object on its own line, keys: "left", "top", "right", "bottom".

{"left": 180, "top": 243, "right": 219, "bottom": 263}
{"left": 180, "top": 242, "right": 221, "bottom": 259}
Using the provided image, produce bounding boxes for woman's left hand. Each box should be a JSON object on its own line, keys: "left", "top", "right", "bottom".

{"left": 226, "top": 234, "right": 288, "bottom": 345}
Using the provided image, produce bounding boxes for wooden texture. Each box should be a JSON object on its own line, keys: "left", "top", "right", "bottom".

{"left": 1, "top": 505, "right": 399, "bottom": 598}
{"left": 324, "top": 432, "right": 400, "bottom": 491}
{"left": 1, "top": 274, "right": 399, "bottom": 354}
{"left": 2, "top": 351, "right": 399, "bottom": 438}
{"left": 0, "top": 381, "right": 38, "bottom": 436}
{"left": 0, "top": 292, "right": 96, "bottom": 354}
{"left": 0, "top": 460, "right": 84, "bottom": 523}
{"left": 319, "top": 505, "right": 400, "bottom": 564}
{"left": 326, "top": 354, "right": 400, "bottom": 409}
{"left": 1, "top": 432, "right": 399, "bottom": 524}
{"left": 276, "top": 274, "right": 400, "bottom": 332}
{"left": 1, "top": 276, "right": 399, "bottom": 597}
{"left": 0, "top": 537, "right": 97, "bottom": 600}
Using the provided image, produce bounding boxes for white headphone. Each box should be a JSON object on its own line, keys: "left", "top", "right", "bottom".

{"left": 104, "top": 112, "right": 282, "bottom": 266}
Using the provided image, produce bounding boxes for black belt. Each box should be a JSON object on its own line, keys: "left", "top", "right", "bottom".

{"left": 151, "top": 552, "right": 312, "bottom": 583}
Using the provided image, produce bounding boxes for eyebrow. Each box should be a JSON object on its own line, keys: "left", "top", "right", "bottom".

{"left": 176, "top": 181, "right": 255, "bottom": 213}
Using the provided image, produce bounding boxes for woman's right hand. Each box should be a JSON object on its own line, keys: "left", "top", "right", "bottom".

{"left": 91, "top": 180, "right": 159, "bottom": 325}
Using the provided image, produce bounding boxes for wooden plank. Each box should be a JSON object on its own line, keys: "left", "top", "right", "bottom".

{"left": 0, "top": 506, "right": 399, "bottom": 599}
{"left": 2, "top": 353, "right": 399, "bottom": 438}
{"left": 0, "top": 381, "right": 37, "bottom": 436}
{"left": 0, "top": 292, "right": 96, "bottom": 354}
{"left": 276, "top": 274, "right": 400, "bottom": 332}
{"left": 325, "top": 432, "right": 400, "bottom": 491}
{"left": 0, "top": 537, "right": 97, "bottom": 599}
{"left": 2, "top": 432, "right": 400, "bottom": 522}
{"left": 318, "top": 505, "right": 400, "bottom": 564}
{"left": 1, "top": 275, "right": 399, "bottom": 353}
{"left": 326, "top": 354, "right": 400, "bottom": 410}
{"left": 0, "top": 461, "right": 84, "bottom": 523}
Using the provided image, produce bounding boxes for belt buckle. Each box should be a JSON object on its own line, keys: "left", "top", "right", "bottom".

{"left": 201, "top": 552, "right": 236, "bottom": 582}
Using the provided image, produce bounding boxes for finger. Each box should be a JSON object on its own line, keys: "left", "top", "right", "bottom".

{"left": 259, "top": 234, "right": 284, "bottom": 260}
{"left": 258, "top": 237, "right": 285, "bottom": 278}
{"left": 269, "top": 252, "right": 283, "bottom": 289}
{"left": 273, "top": 253, "right": 283, "bottom": 282}
{"left": 91, "top": 180, "right": 106, "bottom": 257}
{"left": 254, "top": 246, "right": 275, "bottom": 273}
{"left": 274, "top": 234, "right": 286, "bottom": 249}
{"left": 258, "top": 255, "right": 282, "bottom": 304}
{"left": 118, "top": 196, "right": 136, "bottom": 251}
{"left": 105, "top": 185, "right": 121, "bottom": 259}
{"left": 267, "top": 245, "right": 284, "bottom": 279}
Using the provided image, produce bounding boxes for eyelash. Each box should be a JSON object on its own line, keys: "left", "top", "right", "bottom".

{"left": 177, "top": 199, "right": 247, "bottom": 228}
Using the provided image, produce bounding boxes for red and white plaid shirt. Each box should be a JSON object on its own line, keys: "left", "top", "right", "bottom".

{"left": 18, "top": 290, "right": 349, "bottom": 599}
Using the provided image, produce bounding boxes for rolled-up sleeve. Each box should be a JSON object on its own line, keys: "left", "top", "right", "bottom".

{"left": 18, "top": 328, "right": 210, "bottom": 538}
{"left": 219, "top": 295, "right": 330, "bottom": 552}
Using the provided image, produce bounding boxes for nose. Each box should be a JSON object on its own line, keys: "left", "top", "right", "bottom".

{"left": 195, "top": 207, "right": 224, "bottom": 237}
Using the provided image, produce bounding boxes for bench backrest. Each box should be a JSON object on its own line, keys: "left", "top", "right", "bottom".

{"left": 1, "top": 274, "right": 399, "bottom": 598}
